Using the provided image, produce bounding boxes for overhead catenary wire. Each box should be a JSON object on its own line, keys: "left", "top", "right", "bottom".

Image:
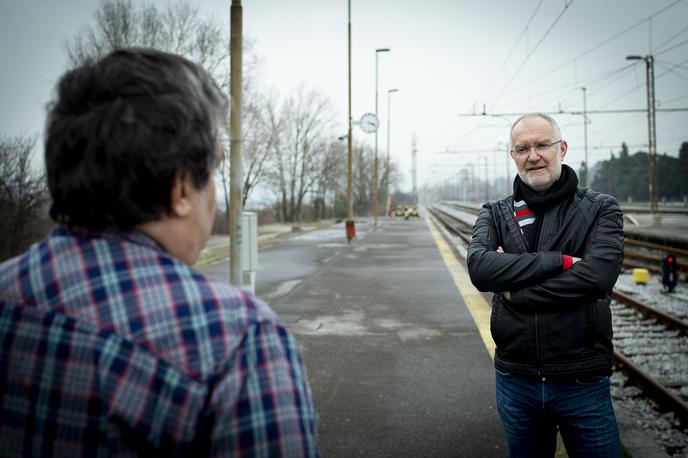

{"left": 458, "top": 2, "right": 688, "bottom": 173}
{"left": 434, "top": 143, "right": 646, "bottom": 156}
{"left": 490, "top": 0, "right": 686, "bottom": 106}
{"left": 511, "top": 65, "right": 638, "bottom": 113}
{"left": 661, "top": 92, "right": 688, "bottom": 105}
{"left": 558, "top": 67, "right": 639, "bottom": 113}
{"left": 497, "top": 65, "right": 635, "bottom": 112}
{"left": 475, "top": 0, "right": 546, "bottom": 106}
{"left": 654, "top": 38, "right": 688, "bottom": 56}
{"left": 587, "top": 57, "right": 688, "bottom": 111}
{"left": 588, "top": 113, "right": 646, "bottom": 140}
{"left": 655, "top": 60, "right": 688, "bottom": 82}
{"left": 652, "top": 24, "right": 688, "bottom": 53}
{"left": 492, "top": 0, "right": 575, "bottom": 105}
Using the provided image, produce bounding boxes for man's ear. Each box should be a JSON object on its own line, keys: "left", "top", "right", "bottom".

{"left": 169, "top": 171, "right": 194, "bottom": 218}
{"left": 560, "top": 140, "right": 568, "bottom": 160}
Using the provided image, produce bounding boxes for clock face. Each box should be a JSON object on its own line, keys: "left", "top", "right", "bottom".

{"left": 359, "top": 113, "right": 379, "bottom": 133}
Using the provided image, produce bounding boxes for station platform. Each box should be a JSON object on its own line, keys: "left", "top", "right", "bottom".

{"left": 622, "top": 213, "right": 688, "bottom": 248}
{"left": 199, "top": 217, "right": 505, "bottom": 457}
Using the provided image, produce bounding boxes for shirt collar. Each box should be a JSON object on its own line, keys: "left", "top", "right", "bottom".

{"left": 51, "top": 225, "right": 166, "bottom": 253}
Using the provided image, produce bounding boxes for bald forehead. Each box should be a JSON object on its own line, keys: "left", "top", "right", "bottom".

{"left": 510, "top": 115, "right": 560, "bottom": 143}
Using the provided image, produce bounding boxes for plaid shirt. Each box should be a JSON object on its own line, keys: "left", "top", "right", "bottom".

{"left": 0, "top": 227, "right": 319, "bottom": 457}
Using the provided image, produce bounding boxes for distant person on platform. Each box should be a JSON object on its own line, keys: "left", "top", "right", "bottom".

{"left": 467, "top": 113, "right": 624, "bottom": 457}
{"left": 0, "top": 48, "right": 319, "bottom": 457}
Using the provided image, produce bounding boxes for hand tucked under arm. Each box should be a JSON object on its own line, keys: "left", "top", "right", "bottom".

{"left": 467, "top": 205, "right": 569, "bottom": 293}
{"left": 507, "top": 197, "right": 623, "bottom": 308}
{"left": 500, "top": 249, "right": 579, "bottom": 301}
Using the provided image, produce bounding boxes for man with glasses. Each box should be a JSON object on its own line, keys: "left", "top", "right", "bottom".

{"left": 467, "top": 113, "right": 624, "bottom": 457}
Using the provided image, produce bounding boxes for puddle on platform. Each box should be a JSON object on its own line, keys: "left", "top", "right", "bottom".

{"left": 397, "top": 327, "right": 442, "bottom": 341}
{"left": 288, "top": 310, "right": 445, "bottom": 341}
{"left": 373, "top": 318, "right": 405, "bottom": 329}
{"left": 263, "top": 279, "right": 302, "bottom": 299}
{"left": 353, "top": 243, "right": 407, "bottom": 252}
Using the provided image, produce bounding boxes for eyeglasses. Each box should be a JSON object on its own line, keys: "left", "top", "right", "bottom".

{"left": 510, "top": 140, "right": 562, "bottom": 157}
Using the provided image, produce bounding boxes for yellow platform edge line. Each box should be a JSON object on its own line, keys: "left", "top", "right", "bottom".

{"left": 424, "top": 216, "right": 495, "bottom": 360}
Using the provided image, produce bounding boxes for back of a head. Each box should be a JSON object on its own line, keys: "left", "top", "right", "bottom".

{"left": 45, "top": 48, "right": 228, "bottom": 231}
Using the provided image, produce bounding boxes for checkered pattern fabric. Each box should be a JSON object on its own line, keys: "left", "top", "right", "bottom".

{"left": 0, "top": 227, "right": 319, "bottom": 457}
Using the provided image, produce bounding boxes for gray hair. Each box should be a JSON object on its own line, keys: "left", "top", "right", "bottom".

{"left": 510, "top": 113, "right": 562, "bottom": 145}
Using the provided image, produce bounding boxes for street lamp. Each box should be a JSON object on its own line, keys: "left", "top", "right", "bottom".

{"left": 385, "top": 88, "right": 399, "bottom": 218}
{"left": 345, "top": 0, "right": 354, "bottom": 242}
{"left": 373, "top": 47, "right": 390, "bottom": 226}
{"left": 626, "top": 54, "right": 658, "bottom": 215}
{"left": 229, "top": 0, "right": 243, "bottom": 286}
{"left": 580, "top": 87, "right": 590, "bottom": 187}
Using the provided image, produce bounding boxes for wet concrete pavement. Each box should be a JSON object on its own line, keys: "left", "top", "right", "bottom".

{"left": 199, "top": 218, "right": 505, "bottom": 457}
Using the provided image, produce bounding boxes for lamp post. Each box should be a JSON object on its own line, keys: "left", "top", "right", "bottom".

{"left": 385, "top": 88, "right": 399, "bottom": 218}
{"left": 373, "top": 47, "right": 390, "bottom": 226}
{"left": 481, "top": 155, "right": 489, "bottom": 201}
{"left": 626, "top": 54, "right": 657, "bottom": 215}
{"left": 229, "top": 0, "right": 243, "bottom": 286}
{"left": 582, "top": 87, "right": 590, "bottom": 187}
{"left": 345, "top": 0, "right": 355, "bottom": 242}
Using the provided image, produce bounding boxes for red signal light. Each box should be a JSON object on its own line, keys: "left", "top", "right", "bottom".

{"left": 668, "top": 257, "right": 674, "bottom": 263}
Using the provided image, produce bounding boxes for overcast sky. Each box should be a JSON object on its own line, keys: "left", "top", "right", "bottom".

{"left": 2, "top": 0, "right": 687, "bottom": 193}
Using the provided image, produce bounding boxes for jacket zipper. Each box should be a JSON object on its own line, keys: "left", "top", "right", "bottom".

{"left": 535, "top": 314, "right": 541, "bottom": 375}
{"left": 534, "top": 209, "right": 551, "bottom": 374}
{"left": 508, "top": 198, "right": 545, "bottom": 373}
{"left": 507, "top": 199, "right": 529, "bottom": 253}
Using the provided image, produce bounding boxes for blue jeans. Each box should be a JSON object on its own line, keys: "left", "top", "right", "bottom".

{"left": 495, "top": 370, "right": 622, "bottom": 458}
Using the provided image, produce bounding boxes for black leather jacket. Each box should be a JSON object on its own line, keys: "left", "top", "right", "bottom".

{"left": 467, "top": 188, "right": 624, "bottom": 376}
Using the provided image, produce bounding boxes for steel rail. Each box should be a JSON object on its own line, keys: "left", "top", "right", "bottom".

{"left": 613, "top": 351, "right": 688, "bottom": 427}
{"left": 612, "top": 289, "right": 688, "bottom": 334}
{"left": 624, "top": 238, "right": 688, "bottom": 258}
{"left": 427, "top": 206, "right": 472, "bottom": 245}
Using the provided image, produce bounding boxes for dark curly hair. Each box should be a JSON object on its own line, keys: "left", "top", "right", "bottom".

{"left": 45, "top": 48, "right": 228, "bottom": 230}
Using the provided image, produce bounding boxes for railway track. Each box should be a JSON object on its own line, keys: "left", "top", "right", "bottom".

{"left": 623, "top": 239, "right": 688, "bottom": 280}
{"left": 429, "top": 203, "right": 688, "bottom": 429}
{"left": 426, "top": 205, "right": 473, "bottom": 245}
{"left": 443, "top": 201, "right": 688, "bottom": 279}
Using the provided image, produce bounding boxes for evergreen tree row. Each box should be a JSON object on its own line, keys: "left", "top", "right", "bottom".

{"left": 589, "top": 142, "right": 688, "bottom": 202}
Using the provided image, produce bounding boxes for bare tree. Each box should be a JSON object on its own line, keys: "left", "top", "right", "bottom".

{"left": 378, "top": 157, "right": 402, "bottom": 216}
{"left": 0, "top": 135, "right": 49, "bottom": 261}
{"left": 66, "top": 0, "right": 275, "bottom": 216}
{"left": 352, "top": 144, "right": 374, "bottom": 215}
{"left": 65, "top": 0, "right": 227, "bottom": 76}
{"left": 268, "top": 86, "right": 336, "bottom": 223}
{"left": 311, "top": 140, "right": 346, "bottom": 220}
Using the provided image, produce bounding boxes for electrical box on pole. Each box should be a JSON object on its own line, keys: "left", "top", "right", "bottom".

{"left": 241, "top": 212, "right": 258, "bottom": 293}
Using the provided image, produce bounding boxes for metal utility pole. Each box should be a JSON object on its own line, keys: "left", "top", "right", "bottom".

{"left": 385, "top": 88, "right": 398, "bottom": 219}
{"left": 411, "top": 135, "right": 418, "bottom": 203}
{"left": 627, "top": 54, "right": 658, "bottom": 215}
{"left": 373, "top": 48, "right": 390, "bottom": 226}
{"left": 346, "top": 0, "right": 355, "bottom": 241}
{"left": 229, "top": 0, "right": 243, "bottom": 286}
{"left": 647, "top": 56, "right": 658, "bottom": 215}
{"left": 504, "top": 143, "right": 511, "bottom": 195}
{"left": 582, "top": 87, "right": 589, "bottom": 187}
{"left": 483, "top": 155, "right": 489, "bottom": 201}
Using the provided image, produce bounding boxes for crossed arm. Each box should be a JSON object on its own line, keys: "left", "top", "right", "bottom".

{"left": 466, "top": 198, "right": 624, "bottom": 307}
